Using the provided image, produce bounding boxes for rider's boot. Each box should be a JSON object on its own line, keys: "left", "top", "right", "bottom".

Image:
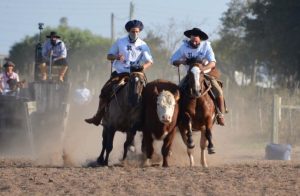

{"left": 216, "top": 96, "right": 225, "bottom": 126}
{"left": 85, "top": 98, "right": 107, "bottom": 126}
{"left": 39, "top": 63, "right": 47, "bottom": 81}
{"left": 59, "top": 66, "right": 68, "bottom": 82}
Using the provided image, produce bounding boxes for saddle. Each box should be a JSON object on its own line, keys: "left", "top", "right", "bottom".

{"left": 111, "top": 77, "right": 129, "bottom": 98}
{"left": 108, "top": 72, "right": 147, "bottom": 102}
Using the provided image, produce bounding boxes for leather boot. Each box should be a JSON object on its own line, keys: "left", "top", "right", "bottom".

{"left": 85, "top": 98, "right": 107, "bottom": 126}
{"left": 216, "top": 96, "right": 225, "bottom": 126}
{"left": 59, "top": 66, "right": 68, "bottom": 82}
{"left": 39, "top": 63, "right": 47, "bottom": 81}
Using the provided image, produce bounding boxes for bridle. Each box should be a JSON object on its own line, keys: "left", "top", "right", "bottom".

{"left": 187, "top": 63, "right": 211, "bottom": 98}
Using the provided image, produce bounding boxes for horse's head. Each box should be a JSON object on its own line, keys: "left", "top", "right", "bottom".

{"left": 156, "top": 89, "right": 179, "bottom": 124}
{"left": 187, "top": 63, "right": 204, "bottom": 98}
{"left": 128, "top": 71, "right": 146, "bottom": 106}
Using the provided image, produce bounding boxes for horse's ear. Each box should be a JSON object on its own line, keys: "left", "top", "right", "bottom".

{"left": 154, "top": 86, "right": 159, "bottom": 96}
{"left": 174, "top": 90, "right": 180, "bottom": 102}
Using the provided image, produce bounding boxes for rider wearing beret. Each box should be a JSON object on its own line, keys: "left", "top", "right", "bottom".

{"left": 85, "top": 20, "right": 153, "bottom": 126}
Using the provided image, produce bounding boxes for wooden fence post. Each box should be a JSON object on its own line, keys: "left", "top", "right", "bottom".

{"left": 272, "top": 94, "right": 281, "bottom": 144}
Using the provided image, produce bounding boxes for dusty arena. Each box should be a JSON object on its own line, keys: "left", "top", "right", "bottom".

{"left": 0, "top": 96, "right": 300, "bottom": 195}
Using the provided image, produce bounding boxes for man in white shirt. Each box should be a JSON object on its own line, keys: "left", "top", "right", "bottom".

{"left": 40, "top": 31, "right": 68, "bottom": 82}
{"left": 170, "top": 28, "right": 225, "bottom": 126}
{"left": 85, "top": 20, "right": 153, "bottom": 126}
{"left": 73, "top": 81, "right": 92, "bottom": 105}
{"left": 0, "top": 61, "right": 20, "bottom": 95}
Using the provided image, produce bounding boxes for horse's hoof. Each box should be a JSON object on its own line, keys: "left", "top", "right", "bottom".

{"left": 208, "top": 148, "right": 215, "bottom": 154}
{"left": 96, "top": 158, "right": 108, "bottom": 166}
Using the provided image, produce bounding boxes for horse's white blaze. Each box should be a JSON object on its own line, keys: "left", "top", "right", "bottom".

{"left": 156, "top": 90, "right": 176, "bottom": 124}
{"left": 191, "top": 66, "right": 201, "bottom": 93}
{"left": 135, "top": 77, "right": 139, "bottom": 82}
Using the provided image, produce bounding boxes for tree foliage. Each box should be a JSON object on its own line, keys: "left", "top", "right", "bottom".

{"left": 245, "top": 0, "right": 300, "bottom": 83}
{"left": 216, "top": 0, "right": 300, "bottom": 86}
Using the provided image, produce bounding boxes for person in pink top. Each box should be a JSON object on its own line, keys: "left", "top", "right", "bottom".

{"left": 0, "top": 61, "right": 20, "bottom": 95}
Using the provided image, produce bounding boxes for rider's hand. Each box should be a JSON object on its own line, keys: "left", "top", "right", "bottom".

{"left": 185, "top": 57, "right": 197, "bottom": 65}
{"left": 130, "top": 64, "right": 144, "bottom": 72}
{"left": 116, "top": 54, "right": 125, "bottom": 61}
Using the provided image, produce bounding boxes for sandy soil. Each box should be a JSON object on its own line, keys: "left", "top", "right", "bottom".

{"left": 0, "top": 159, "right": 299, "bottom": 195}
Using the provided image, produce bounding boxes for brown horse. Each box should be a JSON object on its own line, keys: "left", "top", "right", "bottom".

{"left": 95, "top": 71, "right": 146, "bottom": 166}
{"left": 178, "top": 63, "right": 217, "bottom": 167}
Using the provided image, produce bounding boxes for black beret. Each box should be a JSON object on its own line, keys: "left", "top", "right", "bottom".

{"left": 125, "top": 20, "right": 144, "bottom": 32}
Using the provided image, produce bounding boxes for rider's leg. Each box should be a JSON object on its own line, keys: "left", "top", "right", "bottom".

{"left": 39, "top": 63, "right": 47, "bottom": 80}
{"left": 85, "top": 73, "right": 119, "bottom": 126}
{"left": 210, "top": 78, "right": 225, "bottom": 126}
{"left": 59, "top": 65, "right": 68, "bottom": 82}
{"left": 216, "top": 96, "right": 225, "bottom": 126}
{"left": 85, "top": 97, "right": 108, "bottom": 126}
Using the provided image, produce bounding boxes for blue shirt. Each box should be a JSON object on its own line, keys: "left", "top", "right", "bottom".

{"left": 42, "top": 39, "right": 67, "bottom": 60}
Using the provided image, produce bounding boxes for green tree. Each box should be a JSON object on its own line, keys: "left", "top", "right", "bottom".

{"left": 217, "top": 0, "right": 300, "bottom": 87}
{"left": 214, "top": 0, "right": 252, "bottom": 80}
{"left": 245, "top": 0, "right": 300, "bottom": 85}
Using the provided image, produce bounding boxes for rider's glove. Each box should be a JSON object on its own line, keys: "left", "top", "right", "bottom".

{"left": 130, "top": 64, "right": 144, "bottom": 72}
{"left": 185, "top": 57, "right": 197, "bottom": 65}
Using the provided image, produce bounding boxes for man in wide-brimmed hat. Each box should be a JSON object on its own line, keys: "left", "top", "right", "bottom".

{"left": 41, "top": 31, "right": 68, "bottom": 82}
{"left": 0, "top": 60, "right": 20, "bottom": 95}
{"left": 85, "top": 19, "right": 153, "bottom": 126}
{"left": 170, "top": 27, "right": 226, "bottom": 126}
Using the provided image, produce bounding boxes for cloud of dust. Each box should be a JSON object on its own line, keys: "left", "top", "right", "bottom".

{"left": 32, "top": 82, "right": 274, "bottom": 167}
{"left": 1, "top": 70, "right": 299, "bottom": 167}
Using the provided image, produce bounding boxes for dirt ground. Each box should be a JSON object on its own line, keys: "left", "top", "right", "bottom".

{"left": 0, "top": 159, "right": 299, "bottom": 195}
{"left": 1, "top": 100, "right": 300, "bottom": 195}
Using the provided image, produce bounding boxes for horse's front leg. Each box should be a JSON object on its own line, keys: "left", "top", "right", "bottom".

{"left": 180, "top": 112, "right": 195, "bottom": 149}
{"left": 178, "top": 122, "right": 195, "bottom": 166}
{"left": 122, "top": 129, "right": 136, "bottom": 160}
{"left": 200, "top": 131, "right": 208, "bottom": 168}
{"left": 97, "top": 127, "right": 108, "bottom": 165}
{"left": 205, "top": 128, "right": 215, "bottom": 154}
{"left": 103, "top": 127, "right": 116, "bottom": 166}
